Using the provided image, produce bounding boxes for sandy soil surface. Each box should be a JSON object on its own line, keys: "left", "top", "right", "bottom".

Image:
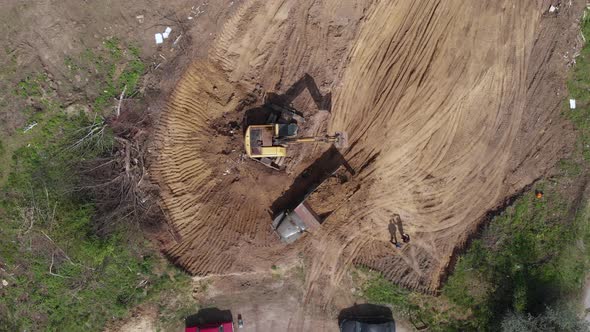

{"left": 153, "top": 0, "right": 586, "bottom": 310}
{"left": 192, "top": 265, "right": 338, "bottom": 331}
{"left": 307, "top": 0, "right": 586, "bottom": 298}
{"left": 189, "top": 264, "right": 415, "bottom": 331}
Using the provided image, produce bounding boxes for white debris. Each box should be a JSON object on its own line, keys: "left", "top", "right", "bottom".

{"left": 136, "top": 15, "right": 144, "bottom": 24}
{"left": 570, "top": 99, "right": 577, "bottom": 110}
{"left": 189, "top": 3, "right": 206, "bottom": 18}
{"left": 155, "top": 33, "right": 164, "bottom": 44}
{"left": 549, "top": 5, "right": 557, "bottom": 13}
{"left": 1, "top": 280, "right": 7, "bottom": 287}
{"left": 173, "top": 34, "right": 183, "bottom": 45}
{"left": 163, "top": 27, "right": 172, "bottom": 39}
{"left": 23, "top": 122, "right": 38, "bottom": 133}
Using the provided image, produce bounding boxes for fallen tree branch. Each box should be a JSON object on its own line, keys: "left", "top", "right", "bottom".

{"left": 80, "top": 159, "right": 116, "bottom": 173}
{"left": 116, "top": 85, "right": 127, "bottom": 117}
{"left": 77, "top": 107, "right": 165, "bottom": 235}
{"left": 70, "top": 123, "right": 106, "bottom": 150}
{"left": 48, "top": 252, "right": 69, "bottom": 278}
{"left": 22, "top": 207, "right": 34, "bottom": 235}
{"left": 40, "top": 231, "right": 76, "bottom": 266}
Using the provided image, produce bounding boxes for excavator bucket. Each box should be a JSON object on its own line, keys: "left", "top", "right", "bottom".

{"left": 333, "top": 131, "right": 349, "bottom": 150}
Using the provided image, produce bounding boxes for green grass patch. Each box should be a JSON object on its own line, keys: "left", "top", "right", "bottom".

{"left": 441, "top": 189, "right": 590, "bottom": 329}
{"left": 15, "top": 73, "right": 47, "bottom": 98}
{"left": 0, "top": 110, "right": 190, "bottom": 330}
{"left": 66, "top": 38, "right": 145, "bottom": 112}
{"left": 359, "top": 269, "right": 471, "bottom": 332}
{"left": 0, "top": 37, "right": 180, "bottom": 330}
{"left": 567, "top": 10, "right": 590, "bottom": 159}
{"left": 363, "top": 273, "right": 410, "bottom": 309}
{"left": 0, "top": 38, "right": 146, "bottom": 189}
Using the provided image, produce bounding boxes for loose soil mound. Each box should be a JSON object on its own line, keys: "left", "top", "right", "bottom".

{"left": 152, "top": 0, "right": 584, "bottom": 307}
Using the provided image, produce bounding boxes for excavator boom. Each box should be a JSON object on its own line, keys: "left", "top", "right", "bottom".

{"left": 288, "top": 132, "right": 348, "bottom": 149}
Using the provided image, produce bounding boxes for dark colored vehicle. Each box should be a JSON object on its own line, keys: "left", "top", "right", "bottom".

{"left": 339, "top": 304, "right": 396, "bottom": 332}
{"left": 340, "top": 320, "right": 396, "bottom": 332}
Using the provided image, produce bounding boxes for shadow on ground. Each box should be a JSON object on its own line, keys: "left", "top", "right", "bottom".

{"left": 185, "top": 308, "right": 233, "bottom": 327}
{"left": 270, "top": 146, "right": 354, "bottom": 216}
{"left": 338, "top": 303, "right": 394, "bottom": 325}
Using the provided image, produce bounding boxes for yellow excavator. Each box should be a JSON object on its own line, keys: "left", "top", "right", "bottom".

{"left": 244, "top": 106, "right": 348, "bottom": 170}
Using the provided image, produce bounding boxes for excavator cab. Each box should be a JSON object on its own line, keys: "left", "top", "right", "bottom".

{"left": 243, "top": 104, "right": 347, "bottom": 170}
{"left": 244, "top": 107, "right": 300, "bottom": 169}
{"left": 244, "top": 123, "right": 298, "bottom": 158}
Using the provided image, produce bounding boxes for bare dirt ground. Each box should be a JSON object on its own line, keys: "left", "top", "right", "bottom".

{"left": 153, "top": 0, "right": 587, "bottom": 312}
{"left": 191, "top": 264, "right": 339, "bottom": 331}
{"left": 0, "top": 0, "right": 239, "bottom": 183}
{"left": 2, "top": 0, "right": 587, "bottom": 330}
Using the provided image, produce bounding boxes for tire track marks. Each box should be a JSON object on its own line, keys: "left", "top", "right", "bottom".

{"left": 309, "top": 0, "right": 548, "bottom": 295}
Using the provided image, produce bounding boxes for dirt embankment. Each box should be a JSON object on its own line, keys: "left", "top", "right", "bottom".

{"left": 152, "top": 0, "right": 586, "bottom": 312}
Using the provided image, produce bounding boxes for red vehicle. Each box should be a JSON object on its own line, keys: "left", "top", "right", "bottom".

{"left": 185, "top": 321, "right": 234, "bottom": 332}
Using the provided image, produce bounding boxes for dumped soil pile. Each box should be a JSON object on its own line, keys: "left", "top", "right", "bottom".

{"left": 152, "top": 0, "right": 585, "bottom": 306}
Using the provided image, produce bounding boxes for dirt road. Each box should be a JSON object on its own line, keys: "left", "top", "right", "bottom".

{"left": 152, "top": 0, "right": 586, "bottom": 315}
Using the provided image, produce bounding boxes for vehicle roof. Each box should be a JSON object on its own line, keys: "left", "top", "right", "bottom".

{"left": 340, "top": 320, "right": 396, "bottom": 332}
{"left": 273, "top": 201, "right": 321, "bottom": 243}
{"left": 274, "top": 212, "right": 305, "bottom": 243}
{"left": 185, "top": 321, "right": 234, "bottom": 332}
{"left": 293, "top": 201, "right": 321, "bottom": 230}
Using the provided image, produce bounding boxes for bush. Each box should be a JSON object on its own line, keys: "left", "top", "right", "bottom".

{"left": 501, "top": 305, "right": 589, "bottom": 332}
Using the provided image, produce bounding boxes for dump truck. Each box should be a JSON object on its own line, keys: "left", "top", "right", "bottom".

{"left": 272, "top": 200, "right": 321, "bottom": 243}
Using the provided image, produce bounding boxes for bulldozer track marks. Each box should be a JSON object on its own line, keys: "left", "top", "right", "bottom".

{"left": 152, "top": 0, "right": 581, "bottom": 310}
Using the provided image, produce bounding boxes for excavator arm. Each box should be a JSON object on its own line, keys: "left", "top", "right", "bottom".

{"left": 277, "top": 132, "right": 348, "bottom": 149}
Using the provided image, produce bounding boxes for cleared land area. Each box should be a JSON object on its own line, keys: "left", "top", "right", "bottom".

{"left": 153, "top": 0, "right": 586, "bottom": 310}
{"left": 0, "top": 0, "right": 586, "bottom": 329}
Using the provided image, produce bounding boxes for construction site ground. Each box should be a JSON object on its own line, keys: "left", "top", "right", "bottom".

{"left": 2, "top": 0, "right": 588, "bottom": 330}
{"left": 153, "top": 0, "right": 586, "bottom": 311}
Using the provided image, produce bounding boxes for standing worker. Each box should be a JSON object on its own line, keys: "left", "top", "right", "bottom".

{"left": 388, "top": 221, "right": 402, "bottom": 248}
